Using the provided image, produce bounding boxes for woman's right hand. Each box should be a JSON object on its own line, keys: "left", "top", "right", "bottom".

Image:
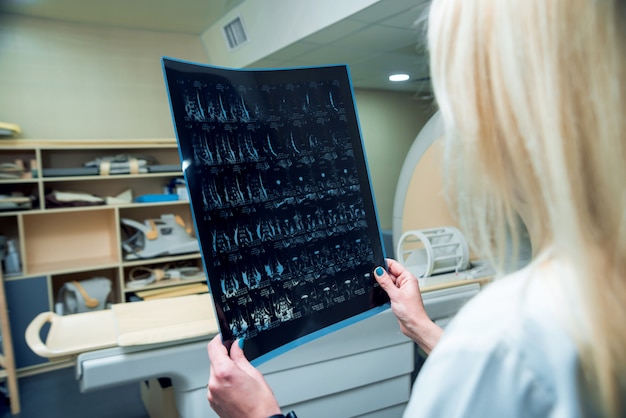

{"left": 373, "top": 258, "right": 443, "bottom": 354}
{"left": 207, "top": 335, "right": 282, "bottom": 418}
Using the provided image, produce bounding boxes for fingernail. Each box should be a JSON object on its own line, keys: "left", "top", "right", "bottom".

{"left": 238, "top": 338, "right": 245, "bottom": 349}
{"left": 375, "top": 266, "right": 385, "bottom": 276}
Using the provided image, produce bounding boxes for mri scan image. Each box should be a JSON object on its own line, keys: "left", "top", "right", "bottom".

{"left": 164, "top": 58, "right": 388, "bottom": 364}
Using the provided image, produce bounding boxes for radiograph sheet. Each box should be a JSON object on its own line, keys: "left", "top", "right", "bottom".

{"left": 162, "top": 57, "right": 388, "bottom": 364}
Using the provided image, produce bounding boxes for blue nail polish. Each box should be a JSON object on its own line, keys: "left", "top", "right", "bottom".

{"left": 238, "top": 338, "right": 245, "bottom": 349}
{"left": 375, "top": 266, "right": 384, "bottom": 276}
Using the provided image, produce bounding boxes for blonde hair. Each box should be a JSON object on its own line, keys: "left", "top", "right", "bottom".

{"left": 427, "top": 0, "right": 626, "bottom": 416}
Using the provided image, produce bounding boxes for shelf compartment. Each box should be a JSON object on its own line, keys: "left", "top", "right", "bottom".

{"left": 52, "top": 268, "right": 121, "bottom": 307}
{"left": 119, "top": 205, "right": 197, "bottom": 261}
{"left": 42, "top": 176, "right": 183, "bottom": 209}
{"left": 0, "top": 149, "right": 38, "bottom": 180}
{"left": 0, "top": 215, "right": 23, "bottom": 278}
{"left": 122, "top": 258, "right": 205, "bottom": 294}
{"left": 0, "top": 215, "right": 20, "bottom": 244}
{"left": 22, "top": 208, "right": 120, "bottom": 275}
{"left": 0, "top": 183, "right": 39, "bottom": 212}
{"left": 40, "top": 148, "right": 181, "bottom": 174}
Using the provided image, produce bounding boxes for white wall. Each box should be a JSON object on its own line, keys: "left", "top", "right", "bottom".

{"left": 0, "top": 15, "right": 207, "bottom": 139}
{"left": 353, "top": 90, "right": 435, "bottom": 230}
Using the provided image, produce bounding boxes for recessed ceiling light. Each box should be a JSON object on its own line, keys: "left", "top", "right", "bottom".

{"left": 389, "top": 73, "right": 410, "bottom": 82}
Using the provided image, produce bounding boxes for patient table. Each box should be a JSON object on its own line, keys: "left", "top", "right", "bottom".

{"left": 26, "top": 276, "right": 484, "bottom": 418}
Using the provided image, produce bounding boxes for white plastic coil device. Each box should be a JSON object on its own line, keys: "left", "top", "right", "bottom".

{"left": 396, "top": 227, "right": 470, "bottom": 278}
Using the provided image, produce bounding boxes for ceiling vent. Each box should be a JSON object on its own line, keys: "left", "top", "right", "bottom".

{"left": 223, "top": 16, "right": 248, "bottom": 50}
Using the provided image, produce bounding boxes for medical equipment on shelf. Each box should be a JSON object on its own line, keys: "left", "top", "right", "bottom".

{"left": 396, "top": 227, "right": 470, "bottom": 278}
{"left": 121, "top": 214, "right": 199, "bottom": 260}
{"left": 126, "top": 265, "right": 204, "bottom": 289}
{"left": 84, "top": 154, "right": 156, "bottom": 175}
{"left": 57, "top": 277, "right": 112, "bottom": 315}
{"left": 2, "top": 238, "right": 21, "bottom": 275}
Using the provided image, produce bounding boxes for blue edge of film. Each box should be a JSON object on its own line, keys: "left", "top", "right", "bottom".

{"left": 249, "top": 303, "right": 391, "bottom": 366}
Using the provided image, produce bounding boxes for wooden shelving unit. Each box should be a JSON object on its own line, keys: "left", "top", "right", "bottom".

{"left": 0, "top": 139, "right": 206, "bottom": 372}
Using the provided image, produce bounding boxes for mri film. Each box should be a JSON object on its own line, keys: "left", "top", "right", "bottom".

{"left": 163, "top": 58, "right": 388, "bottom": 364}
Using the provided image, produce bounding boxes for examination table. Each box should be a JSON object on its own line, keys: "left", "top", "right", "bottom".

{"left": 26, "top": 276, "right": 483, "bottom": 418}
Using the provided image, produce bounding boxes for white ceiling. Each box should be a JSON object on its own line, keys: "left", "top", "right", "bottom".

{"left": 252, "top": 0, "right": 432, "bottom": 95}
{"left": 0, "top": 0, "right": 432, "bottom": 95}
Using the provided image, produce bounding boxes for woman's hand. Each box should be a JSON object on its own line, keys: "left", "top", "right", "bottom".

{"left": 374, "top": 258, "right": 443, "bottom": 353}
{"left": 207, "top": 335, "right": 282, "bottom": 418}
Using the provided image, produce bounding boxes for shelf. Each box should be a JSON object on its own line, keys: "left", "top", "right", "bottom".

{"left": 28, "top": 257, "right": 120, "bottom": 276}
{"left": 41, "top": 172, "right": 182, "bottom": 182}
{"left": 1, "top": 200, "right": 191, "bottom": 216}
{"left": 22, "top": 205, "right": 110, "bottom": 214}
{"left": 0, "top": 179, "right": 39, "bottom": 185}
{"left": 0, "top": 211, "right": 32, "bottom": 218}
{"left": 119, "top": 200, "right": 190, "bottom": 209}
{"left": 0, "top": 139, "right": 203, "bottom": 373}
{"left": 0, "top": 138, "right": 176, "bottom": 149}
{"left": 121, "top": 252, "right": 202, "bottom": 268}
{"left": 123, "top": 276, "right": 206, "bottom": 294}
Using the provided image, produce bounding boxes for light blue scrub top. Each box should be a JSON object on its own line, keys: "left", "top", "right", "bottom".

{"left": 404, "top": 257, "right": 592, "bottom": 417}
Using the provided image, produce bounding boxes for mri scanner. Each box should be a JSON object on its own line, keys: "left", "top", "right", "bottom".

{"left": 26, "top": 112, "right": 490, "bottom": 418}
